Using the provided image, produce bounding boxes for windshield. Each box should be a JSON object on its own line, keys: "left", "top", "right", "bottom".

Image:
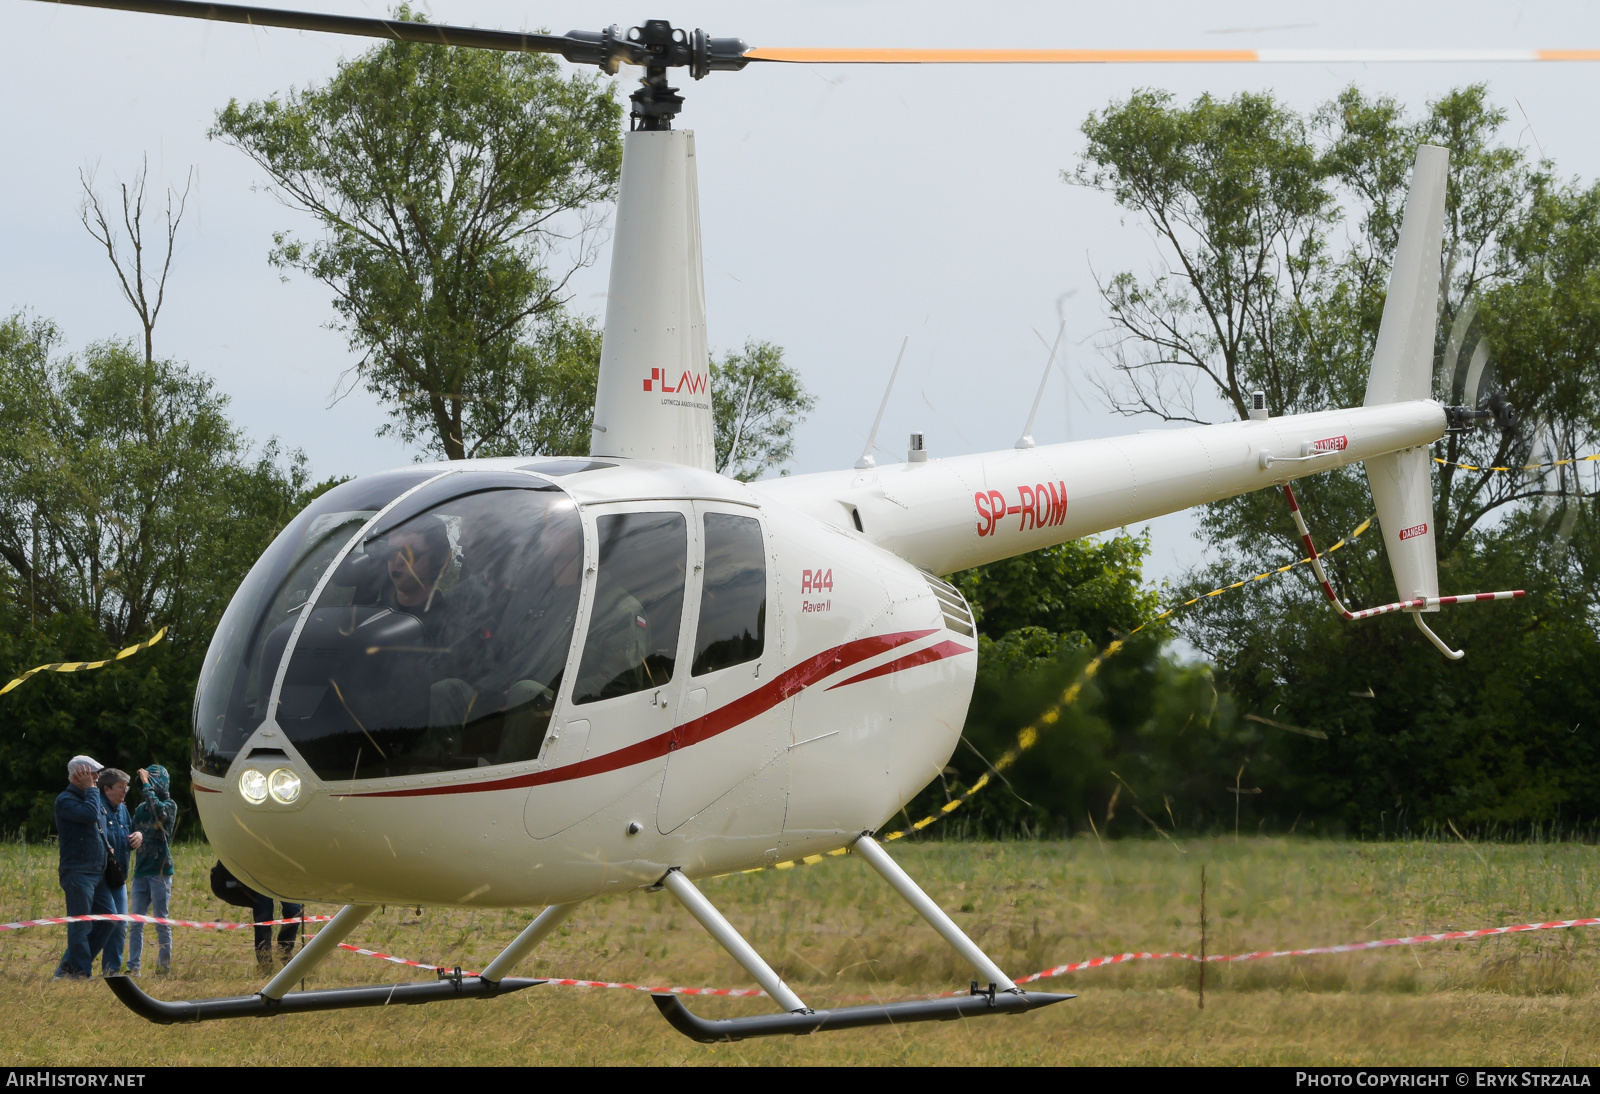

{"left": 191, "top": 470, "right": 438, "bottom": 776}
{"left": 271, "top": 475, "right": 583, "bottom": 782}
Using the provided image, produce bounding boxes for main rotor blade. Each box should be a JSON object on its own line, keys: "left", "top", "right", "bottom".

{"left": 743, "top": 47, "right": 1600, "bottom": 64}
{"left": 28, "top": 5, "right": 1600, "bottom": 68}
{"left": 31, "top": 0, "right": 576, "bottom": 55}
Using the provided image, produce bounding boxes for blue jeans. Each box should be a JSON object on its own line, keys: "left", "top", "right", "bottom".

{"left": 129, "top": 875, "right": 173, "bottom": 971}
{"left": 250, "top": 892, "right": 303, "bottom": 961}
{"left": 100, "top": 883, "right": 128, "bottom": 975}
{"left": 57, "top": 871, "right": 115, "bottom": 978}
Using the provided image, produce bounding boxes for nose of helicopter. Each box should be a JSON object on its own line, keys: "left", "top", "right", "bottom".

{"left": 196, "top": 746, "right": 623, "bottom": 909}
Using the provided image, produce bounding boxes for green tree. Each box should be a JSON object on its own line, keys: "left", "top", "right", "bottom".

{"left": 712, "top": 340, "right": 817, "bottom": 481}
{"left": 0, "top": 314, "right": 310, "bottom": 834}
{"left": 210, "top": 9, "right": 623, "bottom": 461}
{"left": 902, "top": 531, "right": 1278, "bottom": 838}
{"left": 1076, "top": 86, "right": 1600, "bottom": 832}
{"left": 917, "top": 628, "right": 1273, "bottom": 839}
{"left": 951, "top": 531, "right": 1161, "bottom": 644}
{"left": 473, "top": 313, "right": 603, "bottom": 459}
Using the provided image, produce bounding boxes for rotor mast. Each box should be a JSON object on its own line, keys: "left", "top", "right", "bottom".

{"left": 583, "top": 21, "right": 747, "bottom": 469}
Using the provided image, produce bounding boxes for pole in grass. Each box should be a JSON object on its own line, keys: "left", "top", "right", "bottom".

{"left": 1227, "top": 765, "right": 1262, "bottom": 844}
{"left": 1199, "top": 864, "right": 1207, "bottom": 1011}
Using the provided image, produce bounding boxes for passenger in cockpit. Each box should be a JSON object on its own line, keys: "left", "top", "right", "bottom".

{"left": 424, "top": 498, "right": 584, "bottom": 765}
{"left": 574, "top": 578, "right": 653, "bottom": 701}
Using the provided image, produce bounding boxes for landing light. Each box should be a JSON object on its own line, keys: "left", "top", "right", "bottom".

{"left": 268, "top": 768, "right": 302, "bottom": 805}
{"left": 239, "top": 768, "right": 268, "bottom": 804}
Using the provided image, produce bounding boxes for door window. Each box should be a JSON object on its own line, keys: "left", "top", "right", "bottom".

{"left": 692, "top": 513, "right": 766, "bottom": 676}
{"left": 574, "top": 512, "right": 688, "bottom": 704}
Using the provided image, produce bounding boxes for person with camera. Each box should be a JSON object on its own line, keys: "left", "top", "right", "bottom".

{"left": 128, "top": 764, "right": 178, "bottom": 975}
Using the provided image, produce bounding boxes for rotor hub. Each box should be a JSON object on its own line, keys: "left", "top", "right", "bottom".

{"left": 560, "top": 19, "right": 750, "bottom": 130}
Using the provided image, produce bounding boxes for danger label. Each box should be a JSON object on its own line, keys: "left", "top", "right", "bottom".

{"left": 1398, "top": 523, "right": 1429, "bottom": 541}
{"left": 1311, "top": 435, "right": 1348, "bottom": 452}
{"left": 974, "top": 482, "right": 1068, "bottom": 538}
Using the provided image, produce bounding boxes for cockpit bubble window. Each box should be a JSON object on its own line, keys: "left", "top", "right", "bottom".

{"left": 692, "top": 513, "right": 766, "bottom": 676}
{"left": 574, "top": 512, "right": 688, "bottom": 704}
{"left": 270, "top": 478, "right": 583, "bottom": 782}
{"left": 191, "top": 469, "right": 437, "bottom": 776}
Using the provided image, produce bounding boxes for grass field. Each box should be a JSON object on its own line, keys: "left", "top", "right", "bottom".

{"left": 2, "top": 835, "right": 1598, "bottom": 1066}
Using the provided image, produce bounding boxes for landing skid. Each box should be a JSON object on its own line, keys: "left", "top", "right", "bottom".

{"left": 651, "top": 835, "right": 1075, "bottom": 1042}
{"left": 107, "top": 969, "right": 545, "bottom": 1024}
{"left": 653, "top": 983, "right": 1074, "bottom": 1043}
{"left": 103, "top": 842, "right": 1072, "bottom": 1040}
{"left": 105, "top": 900, "right": 579, "bottom": 1026}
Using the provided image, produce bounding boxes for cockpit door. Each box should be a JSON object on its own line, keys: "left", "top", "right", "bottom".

{"left": 524, "top": 501, "right": 692, "bottom": 839}
{"left": 657, "top": 503, "right": 789, "bottom": 836}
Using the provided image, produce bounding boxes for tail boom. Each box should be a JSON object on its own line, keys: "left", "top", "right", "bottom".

{"left": 757, "top": 400, "right": 1446, "bottom": 577}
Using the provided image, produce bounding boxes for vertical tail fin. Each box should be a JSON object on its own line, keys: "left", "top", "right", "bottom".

{"left": 1364, "top": 145, "right": 1449, "bottom": 408}
{"left": 1363, "top": 145, "right": 1448, "bottom": 629}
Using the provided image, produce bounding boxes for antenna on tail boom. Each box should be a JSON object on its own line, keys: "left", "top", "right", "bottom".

{"left": 1016, "top": 322, "right": 1065, "bottom": 450}
{"left": 857, "top": 337, "right": 909, "bottom": 470}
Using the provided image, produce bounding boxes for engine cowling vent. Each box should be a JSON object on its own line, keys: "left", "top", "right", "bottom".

{"left": 923, "top": 573, "right": 975, "bottom": 637}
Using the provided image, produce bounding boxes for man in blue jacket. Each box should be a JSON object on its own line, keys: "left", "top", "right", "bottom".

{"left": 54, "top": 755, "right": 116, "bottom": 980}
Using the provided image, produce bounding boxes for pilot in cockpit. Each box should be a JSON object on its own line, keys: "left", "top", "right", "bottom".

{"left": 376, "top": 515, "right": 454, "bottom": 650}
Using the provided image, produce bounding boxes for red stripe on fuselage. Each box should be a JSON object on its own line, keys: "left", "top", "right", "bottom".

{"left": 824, "top": 640, "right": 972, "bottom": 690}
{"left": 347, "top": 628, "right": 938, "bottom": 798}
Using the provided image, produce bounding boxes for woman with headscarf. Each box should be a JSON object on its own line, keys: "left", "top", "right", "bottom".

{"left": 128, "top": 765, "right": 178, "bottom": 975}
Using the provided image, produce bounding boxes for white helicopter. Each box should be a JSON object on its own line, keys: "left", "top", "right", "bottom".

{"left": 32, "top": 0, "right": 1538, "bottom": 1042}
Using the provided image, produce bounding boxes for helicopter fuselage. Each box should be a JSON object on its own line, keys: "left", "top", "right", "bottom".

{"left": 193, "top": 457, "right": 977, "bottom": 907}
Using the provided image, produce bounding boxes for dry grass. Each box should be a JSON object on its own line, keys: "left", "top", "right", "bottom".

{"left": 3, "top": 835, "right": 1599, "bottom": 1065}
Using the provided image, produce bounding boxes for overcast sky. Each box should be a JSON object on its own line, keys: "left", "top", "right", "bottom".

{"left": 3, "top": 0, "right": 1597, "bottom": 588}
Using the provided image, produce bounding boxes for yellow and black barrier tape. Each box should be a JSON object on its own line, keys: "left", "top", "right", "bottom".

{"left": 1434, "top": 453, "right": 1600, "bottom": 473}
{"left": 741, "top": 510, "right": 1382, "bottom": 875}
{"left": 0, "top": 627, "right": 168, "bottom": 697}
{"left": 1128, "top": 515, "right": 1374, "bottom": 635}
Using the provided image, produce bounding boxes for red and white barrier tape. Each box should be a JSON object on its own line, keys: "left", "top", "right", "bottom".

{"left": 8, "top": 912, "right": 1598, "bottom": 1000}
{"left": 1012, "top": 916, "right": 1600, "bottom": 984}
{"left": 333, "top": 943, "right": 764, "bottom": 997}
{"left": 1, "top": 913, "right": 332, "bottom": 933}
